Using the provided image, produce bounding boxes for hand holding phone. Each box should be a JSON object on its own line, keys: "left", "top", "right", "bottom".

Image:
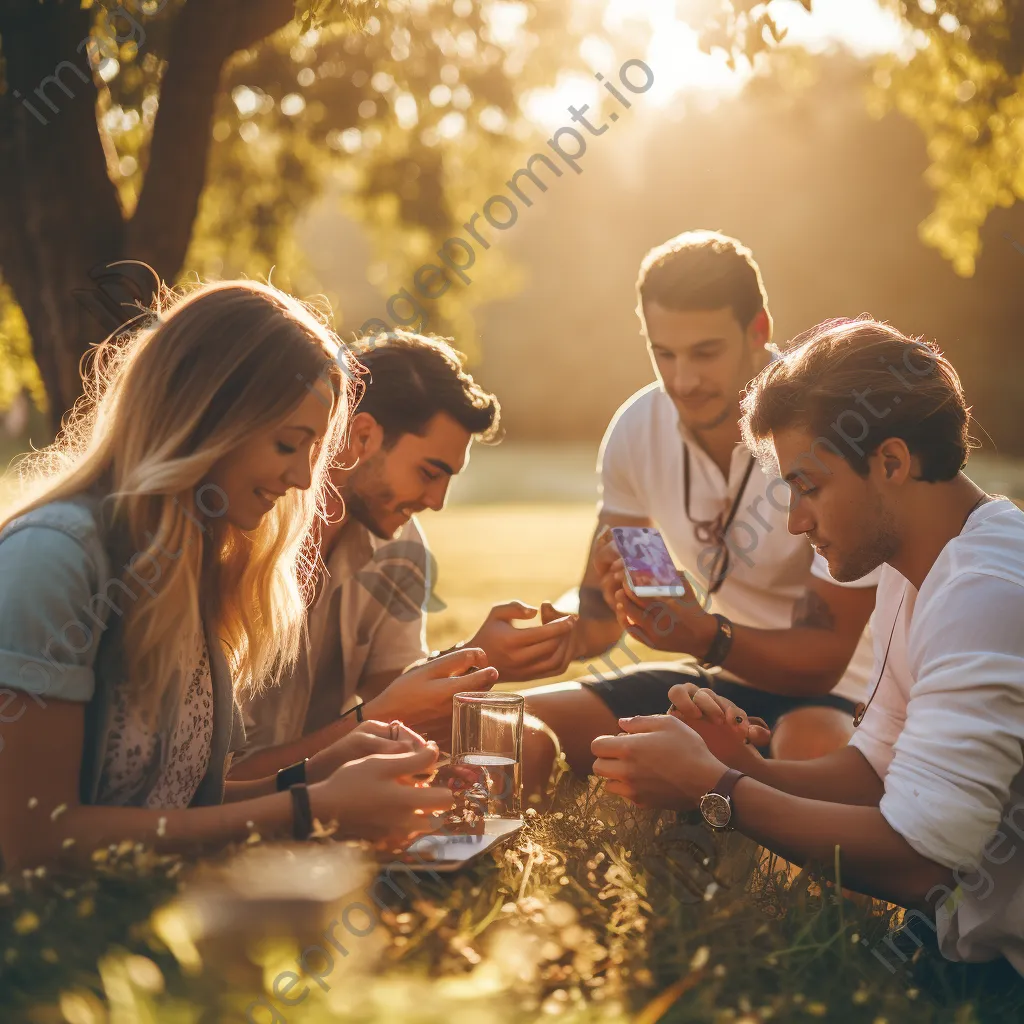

{"left": 611, "top": 526, "right": 687, "bottom": 599}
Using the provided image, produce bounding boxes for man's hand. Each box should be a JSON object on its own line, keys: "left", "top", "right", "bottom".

{"left": 591, "top": 715, "right": 726, "bottom": 810}
{"left": 366, "top": 648, "right": 498, "bottom": 725}
{"left": 308, "top": 720, "right": 427, "bottom": 782}
{"left": 468, "top": 600, "right": 577, "bottom": 682}
{"left": 612, "top": 569, "right": 718, "bottom": 656}
{"left": 310, "top": 745, "right": 455, "bottom": 844}
{"left": 667, "top": 683, "right": 770, "bottom": 773}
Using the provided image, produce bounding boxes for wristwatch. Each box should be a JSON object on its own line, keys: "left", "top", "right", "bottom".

{"left": 276, "top": 757, "right": 309, "bottom": 792}
{"left": 699, "top": 768, "right": 745, "bottom": 830}
{"left": 700, "top": 614, "right": 734, "bottom": 670}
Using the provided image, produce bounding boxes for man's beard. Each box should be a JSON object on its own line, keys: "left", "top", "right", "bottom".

{"left": 687, "top": 398, "right": 737, "bottom": 433}
{"left": 681, "top": 347, "right": 762, "bottom": 435}
{"left": 831, "top": 501, "right": 899, "bottom": 582}
{"left": 340, "top": 458, "right": 399, "bottom": 540}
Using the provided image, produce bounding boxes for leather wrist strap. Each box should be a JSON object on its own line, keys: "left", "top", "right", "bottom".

{"left": 289, "top": 783, "right": 314, "bottom": 840}
{"left": 276, "top": 758, "right": 308, "bottom": 792}
{"left": 700, "top": 614, "right": 734, "bottom": 669}
{"left": 712, "top": 767, "right": 745, "bottom": 799}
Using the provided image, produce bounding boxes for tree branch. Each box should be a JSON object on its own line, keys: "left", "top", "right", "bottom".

{"left": 127, "top": 0, "right": 297, "bottom": 281}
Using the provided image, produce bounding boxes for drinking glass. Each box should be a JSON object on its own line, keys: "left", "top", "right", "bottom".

{"left": 450, "top": 692, "right": 524, "bottom": 820}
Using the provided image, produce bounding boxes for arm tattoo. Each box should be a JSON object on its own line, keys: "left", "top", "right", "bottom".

{"left": 792, "top": 589, "right": 837, "bottom": 630}
{"left": 579, "top": 584, "right": 618, "bottom": 621}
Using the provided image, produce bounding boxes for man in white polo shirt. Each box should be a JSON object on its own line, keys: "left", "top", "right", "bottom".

{"left": 525, "top": 231, "right": 876, "bottom": 771}
{"left": 592, "top": 318, "right": 1023, "bottom": 972}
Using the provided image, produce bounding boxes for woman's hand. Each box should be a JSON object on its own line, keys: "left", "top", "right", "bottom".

{"left": 309, "top": 745, "right": 455, "bottom": 844}
{"left": 667, "top": 682, "right": 770, "bottom": 772}
{"left": 365, "top": 647, "right": 498, "bottom": 726}
{"left": 307, "top": 719, "right": 427, "bottom": 782}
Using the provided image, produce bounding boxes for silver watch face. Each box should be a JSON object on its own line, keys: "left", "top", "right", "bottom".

{"left": 700, "top": 792, "right": 732, "bottom": 829}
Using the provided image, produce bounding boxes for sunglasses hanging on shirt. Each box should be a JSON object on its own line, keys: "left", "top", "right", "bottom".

{"left": 683, "top": 444, "right": 757, "bottom": 601}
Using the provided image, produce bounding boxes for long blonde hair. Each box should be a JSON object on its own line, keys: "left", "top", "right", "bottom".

{"left": 3, "top": 280, "right": 357, "bottom": 720}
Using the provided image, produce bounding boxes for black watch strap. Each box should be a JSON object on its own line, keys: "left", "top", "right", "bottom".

{"left": 289, "top": 783, "right": 314, "bottom": 840}
{"left": 700, "top": 614, "right": 734, "bottom": 669}
{"left": 276, "top": 757, "right": 308, "bottom": 792}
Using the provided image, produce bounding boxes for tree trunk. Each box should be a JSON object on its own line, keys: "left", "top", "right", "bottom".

{"left": 0, "top": 0, "right": 296, "bottom": 434}
{"left": 0, "top": 3, "right": 127, "bottom": 433}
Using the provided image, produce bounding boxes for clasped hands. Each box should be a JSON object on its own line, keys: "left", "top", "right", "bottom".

{"left": 590, "top": 683, "right": 771, "bottom": 810}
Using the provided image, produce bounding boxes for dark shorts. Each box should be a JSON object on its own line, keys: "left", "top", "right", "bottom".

{"left": 581, "top": 661, "right": 858, "bottom": 734}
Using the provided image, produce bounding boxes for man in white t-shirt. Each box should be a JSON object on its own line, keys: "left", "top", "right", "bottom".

{"left": 525, "top": 231, "right": 877, "bottom": 771}
{"left": 592, "top": 318, "right": 1023, "bottom": 973}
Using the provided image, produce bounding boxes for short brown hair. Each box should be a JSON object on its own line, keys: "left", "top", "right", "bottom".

{"left": 350, "top": 331, "right": 501, "bottom": 445}
{"left": 741, "top": 318, "right": 973, "bottom": 482}
{"left": 636, "top": 230, "right": 771, "bottom": 333}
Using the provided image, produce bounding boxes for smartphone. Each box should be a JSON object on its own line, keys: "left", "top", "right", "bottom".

{"left": 612, "top": 526, "right": 687, "bottom": 598}
{"left": 390, "top": 817, "right": 524, "bottom": 874}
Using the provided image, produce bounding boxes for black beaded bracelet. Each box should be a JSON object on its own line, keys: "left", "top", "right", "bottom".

{"left": 289, "top": 783, "right": 314, "bottom": 841}
{"left": 276, "top": 757, "right": 308, "bottom": 792}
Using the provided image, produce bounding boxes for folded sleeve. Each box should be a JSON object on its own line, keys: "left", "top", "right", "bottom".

{"left": 0, "top": 525, "right": 101, "bottom": 702}
{"left": 597, "top": 411, "right": 645, "bottom": 518}
{"left": 878, "top": 573, "right": 1024, "bottom": 871}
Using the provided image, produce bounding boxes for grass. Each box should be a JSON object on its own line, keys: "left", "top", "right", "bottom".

{"left": 2, "top": 777, "right": 1020, "bottom": 1023}
{"left": 0, "top": 502, "right": 1020, "bottom": 1022}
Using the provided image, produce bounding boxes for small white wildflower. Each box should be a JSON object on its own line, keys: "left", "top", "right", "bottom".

{"left": 156, "top": 817, "right": 167, "bottom": 837}
{"left": 27, "top": 797, "right": 38, "bottom": 810}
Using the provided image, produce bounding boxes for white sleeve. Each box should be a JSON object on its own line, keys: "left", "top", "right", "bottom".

{"left": 848, "top": 674, "right": 903, "bottom": 781}
{"left": 877, "top": 573, "right": 1024, "bottom": 872}
{"left": 810, "top": 551, "right": 883, "bottom": 589}
{"left": 597, "top": 411, "right": 646, "bottom": 518}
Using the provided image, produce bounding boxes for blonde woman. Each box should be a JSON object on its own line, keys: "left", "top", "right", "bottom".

{"left": 0, "top": 281, "right": 467, "bottom": 872}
